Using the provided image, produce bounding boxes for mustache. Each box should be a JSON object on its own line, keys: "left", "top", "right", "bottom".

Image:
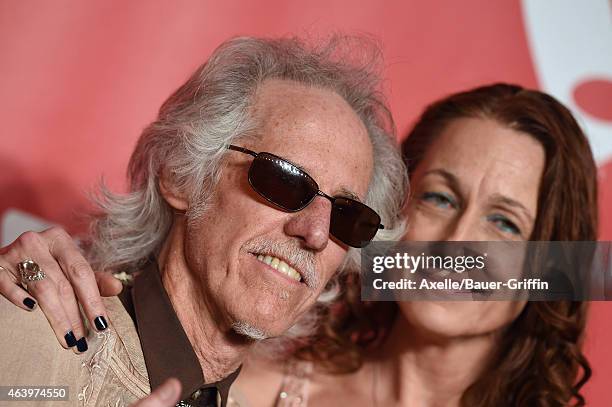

{"left": 243, "top": 237, "right": 318, "bottom": 287}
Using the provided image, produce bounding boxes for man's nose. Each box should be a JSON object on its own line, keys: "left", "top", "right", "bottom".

{"left": 284, "top": 196, "right": 332, "bottom": 251}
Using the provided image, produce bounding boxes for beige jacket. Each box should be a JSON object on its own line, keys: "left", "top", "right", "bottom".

{"left": 0, "top": 296, "right": 150, "bottom": 407}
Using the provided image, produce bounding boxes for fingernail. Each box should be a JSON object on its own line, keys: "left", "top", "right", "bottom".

{"left": 23, "top": 297, "right": 36, "bottom": 310}
{"left": 64, "top": 331, "right": 77, "bottom": 347}
{"left": 93, "top": 316, "right": 108, "bottom": 331}
{"left": 76, "top": 337, "right": 88, "bottom": 353}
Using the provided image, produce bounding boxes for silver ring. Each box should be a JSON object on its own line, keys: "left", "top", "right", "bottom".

{"left": 17, "top": 259, "right": 46, "bottom": 283}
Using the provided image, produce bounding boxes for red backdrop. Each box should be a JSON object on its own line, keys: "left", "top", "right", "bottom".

{"left": 1, "top": 1, "right": 610, "bottom": 403}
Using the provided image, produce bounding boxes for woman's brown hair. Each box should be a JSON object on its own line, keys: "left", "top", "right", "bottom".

{"left": 296, "top": 83, "right": 597, "bottom": 406}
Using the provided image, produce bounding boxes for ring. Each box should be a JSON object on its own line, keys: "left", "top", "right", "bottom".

{"left": 17, "top": 259, "right": 46, "bottom": 283}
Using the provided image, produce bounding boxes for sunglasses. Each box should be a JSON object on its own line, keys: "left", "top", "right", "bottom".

{"left": 227, "top": 145, "right": 384, "bottom": 248}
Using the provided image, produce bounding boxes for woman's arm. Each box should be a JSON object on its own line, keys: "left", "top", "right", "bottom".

{"left": 0, "top": 227, "right": 122, "bottom": 350}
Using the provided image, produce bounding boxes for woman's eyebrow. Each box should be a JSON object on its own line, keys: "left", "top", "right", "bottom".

{"left": 489, "top": 193, "right": 534, "bottom": 223}
{"left": 422, "top": 168, "right": 462, "bottom": 192}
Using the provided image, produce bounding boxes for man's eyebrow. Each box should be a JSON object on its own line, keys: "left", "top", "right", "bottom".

{"left": 283, "top": 157, "right": 362, "bottom": 201}
{"left": 335, "top": 187, "right": 362, "bottom": 202}
{"left": 490, "top": 193, "right": 535, "bottom": 223}
{"left": 286, "top": 158, "right": 362, "bottom": 201}
{"left": 290, "top": 160, "right": 308, "bottom": 173}
{"left": 273, "top": 154, "right": 309, "bottom": 173}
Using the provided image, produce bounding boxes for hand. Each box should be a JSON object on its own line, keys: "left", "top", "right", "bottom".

{"left": 0, "top": 227, "right": 123, "bottom": 351}
{"left": 131, "top": 379, "right": 181, "bottom": 407}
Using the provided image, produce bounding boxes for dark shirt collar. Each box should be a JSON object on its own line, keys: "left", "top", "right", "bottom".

{"left": 119, "top": 260, "right": 240, "bottom": 406}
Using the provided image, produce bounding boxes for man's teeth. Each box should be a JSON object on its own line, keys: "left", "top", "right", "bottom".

{"left": 256, "top": 254, "right": 301, "bottom": 282}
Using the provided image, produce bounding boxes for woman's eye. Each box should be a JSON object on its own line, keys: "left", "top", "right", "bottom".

{"left": 420, "top": 192, "right": 457, "bottom": 209}
{"left": 488, "top": 214, "right": 521, "bottom": 236}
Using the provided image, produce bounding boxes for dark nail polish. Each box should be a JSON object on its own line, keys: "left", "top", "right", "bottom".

{"left": 64, "top": 331, "right": 77, "bottom": 347}
{"left": 94, "top": 316, "right": 108, "bottom": 331}
{"left": 76, "top": 337, "right": 88, "bottom": 353}
{"left": 23, "top": 297, "right": 36, "bottom": 310}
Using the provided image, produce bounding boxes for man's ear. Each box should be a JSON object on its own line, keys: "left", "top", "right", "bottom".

{"left": 158, "top": 171, "right": 189, "bottom": 211}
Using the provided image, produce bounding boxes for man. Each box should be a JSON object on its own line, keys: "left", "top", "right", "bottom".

{"left": 0, "top": 36, "right": 406, "bottom": 406}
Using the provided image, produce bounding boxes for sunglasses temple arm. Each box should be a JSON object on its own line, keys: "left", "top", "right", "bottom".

{"left": 227, "top": 145, "right": 258, "bottom": 157}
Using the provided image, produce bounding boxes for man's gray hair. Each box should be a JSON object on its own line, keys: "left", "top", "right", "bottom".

{"left": 87, "top": 35, "right": 407, "bottom": 345}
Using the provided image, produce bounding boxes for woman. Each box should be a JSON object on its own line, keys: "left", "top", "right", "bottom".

{"left": 0, "top": 83, "right": 597, "bottom": 406}
{"left": 230, "top": 83, "right": 596, "bottom": 407}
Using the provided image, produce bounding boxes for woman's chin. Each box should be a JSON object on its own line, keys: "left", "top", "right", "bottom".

{"left": 397, "top": 301, "right": 522, "bottom": 340}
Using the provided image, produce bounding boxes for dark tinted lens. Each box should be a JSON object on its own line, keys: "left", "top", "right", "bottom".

{"left": 248, "top": 153, "right": 318, "bottom": 211}
{"left": 330, "top": 198, "right": 382, "bottom": 248}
